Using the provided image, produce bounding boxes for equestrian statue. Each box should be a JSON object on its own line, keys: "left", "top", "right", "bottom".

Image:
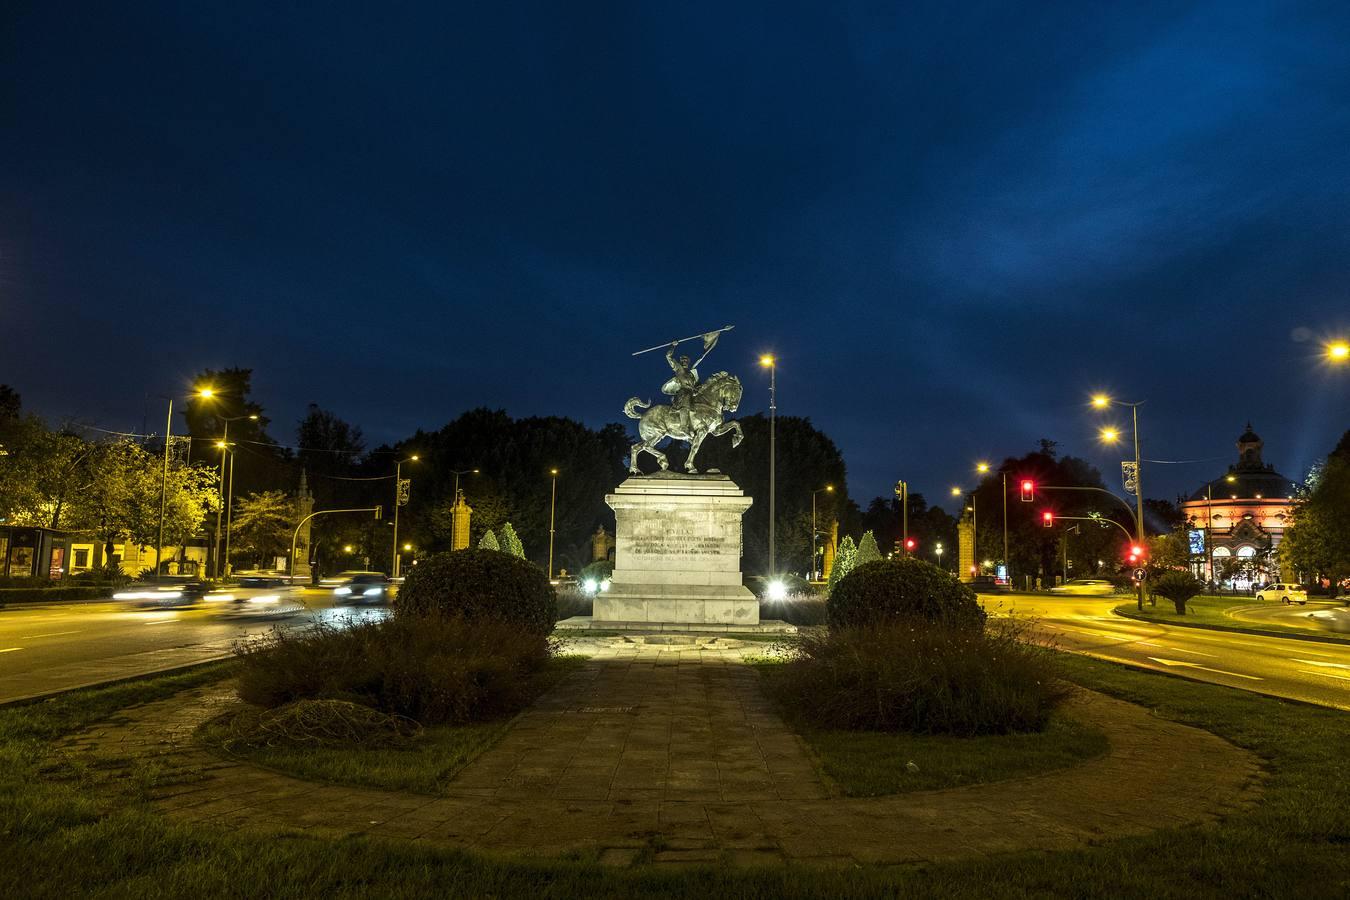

{"left": 624, "top": 325, "right": 744, "bottom": 474}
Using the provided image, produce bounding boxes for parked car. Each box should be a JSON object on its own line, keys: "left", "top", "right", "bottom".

{"left": 1049, "top": 578, "right": 1117, "bottom": 596}
{"left": 113, "top": 576, "right": 210, "bottom": 608}
{"left": 332, "top": 572, "right": 392, "bottom": 605}
{"left": 1255, "top": 582, "right": 1308, "bottom": 605}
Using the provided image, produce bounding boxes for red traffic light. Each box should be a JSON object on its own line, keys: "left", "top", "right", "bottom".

{"left": 1041, "top": 511, "right": 1054, "bottom": 527}
{"left": 1020, "top": 479, "right": 1035, "bottom": 502}
{"left": 1130, "top": 545, "right": 1144, "bottom": 557}
{"left": 905, "top": 538, "right": 916, "bottom": 551}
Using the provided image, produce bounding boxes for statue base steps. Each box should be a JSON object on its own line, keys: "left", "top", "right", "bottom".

{"left": 555, "top": 616, "right": 797, "bottom": 635}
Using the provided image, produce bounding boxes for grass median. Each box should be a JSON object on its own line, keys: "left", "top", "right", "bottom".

{"left": 1117, "top": 594, "right": 1350, "bottom": 643}
{"left": 0, "top": 652, "right": 1347, "bottom": 897}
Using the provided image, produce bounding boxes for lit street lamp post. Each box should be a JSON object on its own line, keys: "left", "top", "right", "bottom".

{"left": 1092, "top": 393, "right": 1148, "bottom": 611}
{"left": 811, "top": 485, "right": 834, "bottom": 580}
{"left": 759, "top": 354, "right": 776, "bottom": 575}
{"left": 211, "top": 412, "right": 258, "bottom": 579}
{"left": 548, "top": 468, "right": 559, "bottom": 580}
{"left": 391, "top": 454, "right": 419, "bottom": 578}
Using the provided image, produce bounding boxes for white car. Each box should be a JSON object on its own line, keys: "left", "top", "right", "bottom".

{"left": 1255, "top": 582, "right": 1308, "bottom": 605}
{"left": 1049, "top": 578, "right": 1117, "bottom": 596}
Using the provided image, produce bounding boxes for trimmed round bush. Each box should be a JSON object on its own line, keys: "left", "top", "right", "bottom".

{"left": 396, "top": 549, "right": 556, "bottom": 635}
{"left": 828, "top": 558, "right": 985, "bottom": 632}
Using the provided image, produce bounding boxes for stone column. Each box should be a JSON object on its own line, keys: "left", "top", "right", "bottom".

{"left": 591, "top": 526, "right": 614, "bottom": 562}
{"left": 958, "top": 509, "right": 975, "bottom": 583}
{"left": 450, "top": 492, "right": 473, "bottom": 550}
{"left": 292, "top": 470, "right": 315, "bottom": 581}
{"left": 821, "top": 520, "right": 839, "bottom": 581}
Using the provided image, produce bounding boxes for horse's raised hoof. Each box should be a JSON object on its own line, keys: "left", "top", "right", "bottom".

{"left": 629, "top": 467, "right": 640, "bottom": 475}
{"left": 686, "top": 467, "right": 699, "bottom": 474}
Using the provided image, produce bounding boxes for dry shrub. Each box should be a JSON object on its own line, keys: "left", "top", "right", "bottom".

{"left": 207, "top": 699, "right": 421, "bottom": 751}
{"left": 772, "top": 619, "right": 1070, "bottom": 735}
{"left": 235, "top": 616, "right": 553, "bottom": 725}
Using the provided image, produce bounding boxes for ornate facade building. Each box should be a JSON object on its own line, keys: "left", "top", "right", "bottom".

{"left": 1180, "top": 425, "right": 1298, "bottom": 584}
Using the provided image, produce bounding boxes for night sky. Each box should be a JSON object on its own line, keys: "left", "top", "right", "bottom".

{"left": 4, "top": 2, "right": 1349, "bottom": 507}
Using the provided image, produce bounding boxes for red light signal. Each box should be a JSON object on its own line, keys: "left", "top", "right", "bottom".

{"left": 1020, "top": 480, "right": 1035, "bottom": 502}
{"left": 905, "top": 538, "right": 916, "bottom": 551}
{"left": 1131, "top": 545, "right": 1144, "bottom": 557}
{"left": 1042, "top": 511, "right": 1054, "bottom": 528}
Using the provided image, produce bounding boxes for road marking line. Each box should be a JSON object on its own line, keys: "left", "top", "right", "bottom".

{"left": 20, "top": 631, "right": 81, "bottom": 639}
{"left": 1146, "top": 657, "right": 1262, "bottom": 680}
{"left": 1297, "top": 669, "right": 1350, "bottom": 681}
{"left": 1291, "top": 658, "right": 1350, "bottom": 670}
{"left": 0, "top": 648, "right": 22, "bottom": 654}
{"left": 1168, "top": 647, "right": 1218, "bottom": 657}
{"left": 143, "top": 620, "right": 177, "bottom": 626}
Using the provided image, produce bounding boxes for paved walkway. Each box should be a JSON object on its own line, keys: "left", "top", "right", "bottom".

{"left": 54, "top": 637, "right": 1265, "bottom": 867}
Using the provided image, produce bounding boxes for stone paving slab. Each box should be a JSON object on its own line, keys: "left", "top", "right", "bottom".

{"left": 52, "top": 636, "right": 1265, "bottom": 867}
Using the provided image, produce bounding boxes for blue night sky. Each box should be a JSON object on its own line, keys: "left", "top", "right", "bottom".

{"left": 3, "top": 1, "right": 1349, "bottom": 506}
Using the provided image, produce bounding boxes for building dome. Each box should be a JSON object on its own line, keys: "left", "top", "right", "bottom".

{"left": 1186, "top": 424, "right": 1297, "bottom": 501}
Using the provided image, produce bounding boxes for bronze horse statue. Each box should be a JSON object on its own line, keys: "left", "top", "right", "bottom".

{"left": 624, "top": 371, "right": 744, "bottom": 474}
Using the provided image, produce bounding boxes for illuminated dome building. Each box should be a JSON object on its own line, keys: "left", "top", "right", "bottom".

{"left": 1180, "top": 425, "right": 1298, "bottom": 585}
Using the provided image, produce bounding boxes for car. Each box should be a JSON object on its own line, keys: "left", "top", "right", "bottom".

{"left": 113, "top": 576, "right": 211, "bottom": 608}
{"left": 1255, "top": 583, "right": 1308, "bottom": 605}
{"left": 1049, "top": 578, "right": 1117, "bottom": 596}
{"left": 332, "top": 572, "right": 392, "bottom": 605}
{"left": 205, "top": 576, "right": 307, "bottom": 618}
{"left": 1307, "top": 607, "right": 1350, "bottom": 633}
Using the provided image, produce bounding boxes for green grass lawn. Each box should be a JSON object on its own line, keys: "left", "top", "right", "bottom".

{"left": 799, "top": 712, "right": 1108, "bottom": 796}
{"left": 1116, "top": 594, "right": 1350, "bottom": 642}
{"left": 1, "top": 654, "right": 1348, "bottom": 897}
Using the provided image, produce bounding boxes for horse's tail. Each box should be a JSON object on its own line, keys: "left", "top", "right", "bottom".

{"left": 623, "top": 397, "right": 650, "bottom": 419}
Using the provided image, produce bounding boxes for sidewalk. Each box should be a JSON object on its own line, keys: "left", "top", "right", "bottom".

{"left": 57, "top": 639, "right": 1264, "bottom": 867}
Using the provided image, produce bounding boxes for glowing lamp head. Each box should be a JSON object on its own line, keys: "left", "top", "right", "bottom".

{"left": 766, "top": 579, "right": 787, "bottom": 601}
{"left": 826, "top": 485, "right": 834, "bottom": 492}
{"left": 1100, "top": 427, "right": 1120, "bottom": 443}
{"left": 197, "top": 388, "right": 215, "bottom": 399}
{"left": 759, "top": 354, "right": 775, "bottom": 367}
{"left": 951, "top": 486, "right": 962, "bottom": 497}
{"left": 409, "top": 454, "right": 419, "bottom": 461}
{"left": 976, "top": 462, "right": 990, "bottom": 474}
{"left": 1091, "top": 394, "right": 1111, "bottom": 409}
{"left": 1328, "top": 341, "right": 1349, "bottom": 362}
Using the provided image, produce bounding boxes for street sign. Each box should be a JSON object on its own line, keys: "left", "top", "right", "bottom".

{"left": 1133, "top": 567, "right": 1148, "bottom": 582}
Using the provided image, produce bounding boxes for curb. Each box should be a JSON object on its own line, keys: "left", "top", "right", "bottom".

{"left": 0, "top": 653, "right": 235, "bottom": 710}
{"left": 1112, "top": 608, "right": 1350, "bottom": 646}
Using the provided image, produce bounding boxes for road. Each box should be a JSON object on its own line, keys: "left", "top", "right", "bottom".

{"left": 990, "top": 592, "right": 1350, "bottom": 712}
{"left": 4, "top": 589, "right": 1349, "bottom": 713}
{"left": 0, "top": 592, "right": 389, "bottom": 705}
{"left": 1226, "top": 600, "right": 1350, "bottom": 634}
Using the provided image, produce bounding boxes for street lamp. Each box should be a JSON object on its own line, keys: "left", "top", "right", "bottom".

{"left": 760, "top": 354, "right": 776, "bottom": 576}
{"left": 975, "top": 462, "right": 1010, "bottom": 585}
{"left": 1327, "top": 340, "right": 1349, "bottom": 363}
{"left": 211, "top": 412, "right": 258, "bottom": 579}
{"left": 154, "top": 386, "right": 223, "bottom": 580}
{"left": 1091, "top": 392, "right": 1148, "bottom": 611}
{"left": 391, "top": 454, "right": 418, "bottom": 578}
{"left": 548, "top": 468, "right": 559, "bottom": 580}
{"left": 811, "top": 485, "right": 834, "bottom": 580}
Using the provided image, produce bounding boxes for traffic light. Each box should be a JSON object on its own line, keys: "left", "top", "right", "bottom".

{"left": 1041, "top": 511, "right": 1054, "bottom": 528}
{"left": 1127, "top": 544, "right": 1144, "bottom": 563}
{"left": 905, "top": 538, "right": 917, "bottom": 552}
{"left": 1020, "top": 479, "right": 1035, "bottom": 502}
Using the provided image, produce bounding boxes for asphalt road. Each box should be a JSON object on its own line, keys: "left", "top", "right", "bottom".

{"left": 0, "top": 591, "right": 389, "bottom": 704}
{"left": 1226, "top": 600, "right": 1350, "bottom": 634}
{"left": 4, "top": 589, "right": 1349, "bottom": 713}
{"left": 992, "top": 592, "right": 1350, "bottom": 712}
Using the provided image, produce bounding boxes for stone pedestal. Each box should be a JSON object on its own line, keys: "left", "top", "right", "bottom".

{"left": 450, "top": 492, "right": 473, "bottom": 551}
{"left": 958, "top": 510, "right": 975, "bottom": 583}
{"left": 595, "top": 472, "right": 759, "bottom": 626}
